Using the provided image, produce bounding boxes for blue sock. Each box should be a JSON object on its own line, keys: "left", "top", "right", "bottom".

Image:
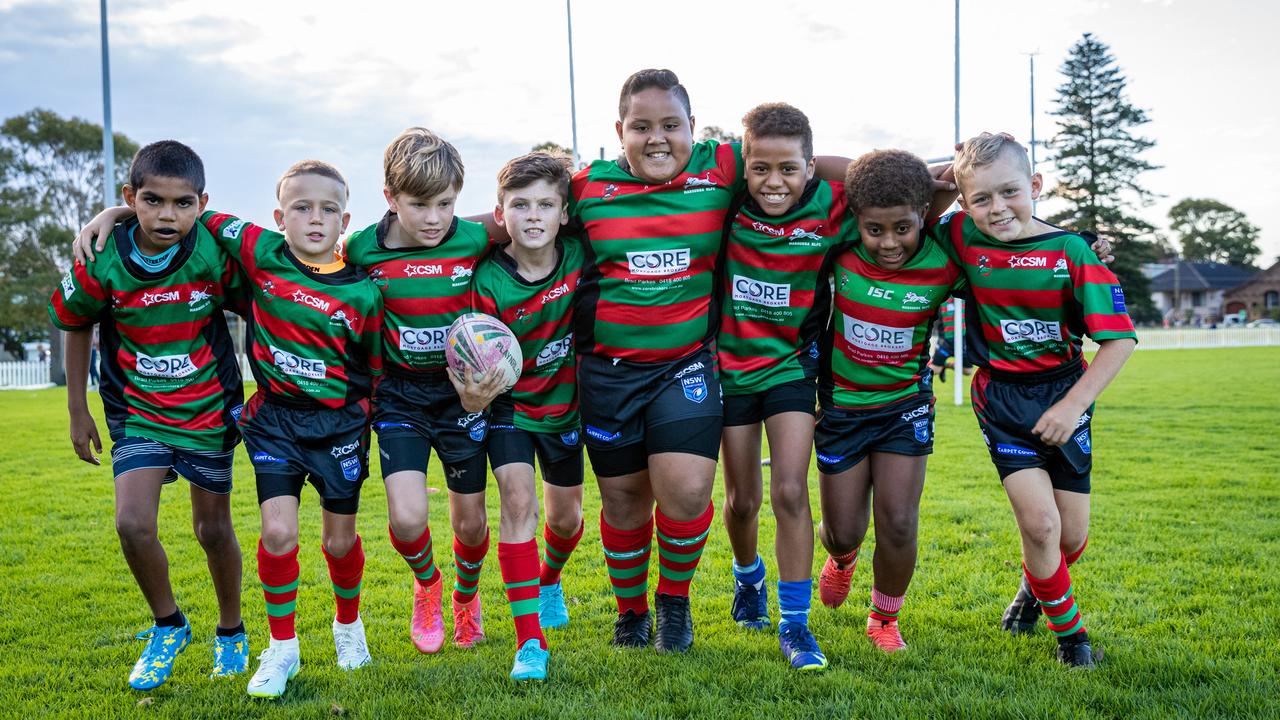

{"left": 778, "top": 579, "right": 812, "bottom": 630}
{"left": 732, "top": 555, "right": 766, "bottom": 590}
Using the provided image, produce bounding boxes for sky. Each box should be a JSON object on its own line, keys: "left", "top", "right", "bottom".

{"left": 2, "top": 0, "right": 1278, "bottom": 263}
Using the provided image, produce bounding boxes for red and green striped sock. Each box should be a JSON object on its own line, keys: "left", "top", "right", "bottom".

{"left": 499, "top": 540, "right": 546, "bottom": 649}
{"left": 323, "top": 535, "right": 364, "bottom": 624}
{"left": 389, "top": 524, "right": 441, "bottom": 587}
{"left": 540, "top": 520, "right": 584, "bottom": 587}
{"left": 452, "top": 531, "right": 490, "bottom": 605}
{"left": 655, "top": 503, "right": 714, "bottom": 598}
{"left": 258, "top": 541, "right": 299, "bottom": 641}
{"left": 1024, "top": 555, "right": 1087, "bottom": 638}
{"left": 600, "top": 512, "right": 653, "bottom": 615}
{"left": 869, "top": 587, "right": 904, "bottom": 623}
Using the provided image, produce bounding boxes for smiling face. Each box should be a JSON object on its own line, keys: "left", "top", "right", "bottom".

{"left": 495, "top": 178, "right": 567, "bottom": 254}
{"left": 273, "top": 173, "right": 350, "bottom": 263}
{"left": 122, "top": 176, "right": 208, "bottom": 254}
{"left": 744, "top": 135, "right": 814, "bottom": 217}
{"left": 857, "top": 204, "right": 925, "bottom": 270}
{"left": 615, "top": 86, "right": 695, "bottom": 184}
{"left": 386, "top": 186, "right": 458, "bottom": 248}
{"left": 958, "top": 150, "right": 1044, "bottom": 242}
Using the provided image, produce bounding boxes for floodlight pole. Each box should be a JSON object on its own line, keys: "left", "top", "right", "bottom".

{"left": 566, "top": 0, "right": 580, "bottom": 168}
{"left": 1026, "top": 51, "right": 1039, "bottom": 214}
{"left": 952, "top": 0, "right": 964, "bottom": 407}
{"left": 99, "top": 0, "right": 115, "bottom": 207}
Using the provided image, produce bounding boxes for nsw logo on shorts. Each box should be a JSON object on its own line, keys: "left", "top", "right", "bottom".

{"left": 913, "top": 419, "right": 930, "bottom": 443}
{"left": 560, "top": 430, "right": 580, "bottom": 446}
{"left": 229, "top": 404, "right": 244, "bottom": 423}
{"left": 340, "top": 455, "right": 362, "bottom": 482}
{"left": 996, "top": 443, "right": 1037, "bottom": 457}
{"left": 585, "top": 425, "right": 622, "bottom": 443}
{"left": 1074, "top": 429, "right": 1092, "bottom": 455}
{"left": 469, "top": 419, "right": 488, "bottom": 442}
{"left": 681, "top": 374, "right": 708, "bottom": 404}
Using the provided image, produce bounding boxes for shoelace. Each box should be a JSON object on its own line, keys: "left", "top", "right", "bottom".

{"left": 256, "top": 645, "right": 293, "bottom": 675}
{"left": 782, "top": 626, "right": 820, "bottom": 654}
{"left": 515, "top": 644, "right": 543, "bottom": 663}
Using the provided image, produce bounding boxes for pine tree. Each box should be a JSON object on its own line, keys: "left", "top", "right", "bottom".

{"left": 1047, "top": 33, "right": 1161, "bottom": 322}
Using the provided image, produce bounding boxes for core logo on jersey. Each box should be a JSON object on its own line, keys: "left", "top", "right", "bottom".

{"left": 61, "top": 270, "right": 76, "bottom": 299}
{"left": 451, "top": 265, "right": 473, "bottom": 284}
{"left": 1111, "top": 285, "right": 1127, "bottom": 313}
{"left": 844, "top": 318, "right": 913, "bottom": 353}
{"left": 541, "top": 282, "right": 571, "bottom": 305}
{"left": 270, "top": 345, "right": 327, "bottom": 380}
{"left": 732, "top": 275, "right": 791, "bottom": 308}
{"left": 1007, "top": 254, "right": 1049, "bottom": 268}
{"left": 222, "top": 220, "right": 245, "bottom": 240}
{"left": 291, "top": 289, "right": 331, "bottom": 313}
{"left": 1000, "top": 319, "right": 1063, "bottom": 344}
{"left": 536, "top": 334, "right": 573, "bottom": 368}
{"left": 683, "top": 173, "right": 716, "bottom": 192}
{"left": 681, "top": 374, "right": 708, "bottom": 403}
{"left": 188, "top": 285, "right": 213, "bottom": 312}
{"left": 1053, "top": 258, "right": 1070, "bottom": 278}
{"left": 329, "top": 309, "right": 356, "bottom": 331}
{"left": 140, "top": 290, "right": 182, "bottom": 306}
{"left": 135, "top": 352, "right": 197, "bottom": 379}
{"left": 404, "top": 263, "right": 444, "bottom": 277}
{"left": 399, "top": 326, "right": 448, "bottom": 353}
{"left": 900, "top": 404, "right": 930, "bottom": 422}
{"left": 627, "top": 248, "right": 690, "bottom": 276}
{"left": 751, "top": 221, "right": 784, "bottom": 237}
{"left": 330, "top": 440, "right": 360, "bottom": 458}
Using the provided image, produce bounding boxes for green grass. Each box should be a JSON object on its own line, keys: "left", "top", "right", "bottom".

{"left": 2, "top": 347, "right": 1277, "bottom": 719}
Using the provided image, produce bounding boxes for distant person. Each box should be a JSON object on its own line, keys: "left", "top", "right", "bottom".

{"left": 88, "top": 329, "right": 100, "bottom": 389}
{"left": 37, "top": 343, "right": 49, "bottom": 363}
{"left": 51, "top": 140, "right": 247, "bottom": 691}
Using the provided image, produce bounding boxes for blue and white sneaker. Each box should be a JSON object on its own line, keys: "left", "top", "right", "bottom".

{"left": 779, "top": 623, "right": 828, "bottom": 671}
{"left": 128, "top": 622, "right": 192, "bottom": 690}
{"left": 210, "top": 632, "right": 250, "bottom": 678}
{"left": 731, "top": 579, "right": 771, "bottom": 630}
{"left": 509, "top": 639, "right": 549, "bottom": 682}
{"left": 539, "top": 582, "right": 570, "bottom": 629}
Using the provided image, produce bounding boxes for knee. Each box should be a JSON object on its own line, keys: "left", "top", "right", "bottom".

{"left": 452, "top": 513, "right": 490, "bottom": 546}
{"left": 1019, "top": 512, "right": 1061, "bottom": 550}
{"left": 877, "top": 510, "right": 919, "bottom": 550}
{"left": 770, "top": 477, "right": 809, "bottom": 518}
{"left": 547, "top": 507, "right": 583, "bottom": 540}
{"left": 820, "top": 521, "right": 861, "bottom": 557}
{"left": 724, "top": 487, "right": 762, "bottom": 521}
{"left": 388, "top": 507, "right": 426, "bottom": 541}
{"left": 115, "top": 512, "right": 157, "bottom": 546}
{"left": 259, "top": 523, "right": 298, "bottom": 556}
{"left": 193, "top": 516, "right": 236, "bottom": 551}
{"left": 322, "top": 532, "right": 356, "bottom": 558}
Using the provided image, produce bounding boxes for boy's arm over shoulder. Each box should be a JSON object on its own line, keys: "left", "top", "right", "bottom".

{"left": 48, "top": 261, "right": 108, "bottom": 332}
{"left": 200, "top": 210, "right": 262, "bottom": 263}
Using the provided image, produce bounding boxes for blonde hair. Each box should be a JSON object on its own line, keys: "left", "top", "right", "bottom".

{"left": 384, "top": 127, "right": 465, "bottom": 199}
{"left": 953, "top": 132, "right": 1031, "bottom": 186}
{"left": 275, "top": 159, "right": 349, "bottom": 201}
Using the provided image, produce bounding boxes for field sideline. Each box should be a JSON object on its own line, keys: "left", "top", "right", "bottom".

{"left": 1, "top": 348, "right": 1277, "bottom": 719}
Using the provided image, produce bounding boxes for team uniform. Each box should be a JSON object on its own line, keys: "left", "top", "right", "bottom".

{"left": 718, "top": 178, "right": 854, "bottom": 426}
{"left": 928, "top": 298, "right": 975, "bottom": 378}
{"left": 815, "top": 235, "right": 962, "bottom": 474}
{"left": 938, "top": 211, "right": 1137, "bottom": 492}
{"left": 343, "top": 213, "right": 493, "bottom": 493}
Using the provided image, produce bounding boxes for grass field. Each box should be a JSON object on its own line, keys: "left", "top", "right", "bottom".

{"left": 1, "top": 347, "right": 1277, "bottom": 719}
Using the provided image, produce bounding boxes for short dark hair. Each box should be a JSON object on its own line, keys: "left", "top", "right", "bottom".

{"left": 128, "top": 140, "right": 205, "bottom": 194}
{"left": 742, "top": 103, "right": 813, "bottom": 160}
{"left": 844, "top": 149, "right": 934, "bottom": 214}
{"left": 618, "top": 68, "right": 691, "bottom": 121}
{"left": 497, "top": 152, "right": 573, "bottom": 205}
{"left": 275, "top": 159, "right": 349, "bottom": 202}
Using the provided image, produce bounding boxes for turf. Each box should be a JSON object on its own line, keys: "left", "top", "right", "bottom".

{"left": 1, "top": 347, "right": 1276, "bottom": 719}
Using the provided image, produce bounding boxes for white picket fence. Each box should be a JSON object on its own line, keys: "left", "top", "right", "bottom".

{"left": 0, "top": 360, "right": 52, "bottom": 388}
{"left": 1082, "top": 327, "right": 1280, "bottom": 351}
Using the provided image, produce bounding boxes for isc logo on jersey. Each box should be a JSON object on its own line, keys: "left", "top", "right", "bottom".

{"left": 269, "top": 344, "right": 326, "bottom": 379}
{"left": 399, "top": 326, "right": 448, "bottom": 353}
{"left": 732, "top": 275, "right": 790, "bottom": 308}
{"left": 843, "top": 318, "right": 912, "bottom": 353}
{"left": 136, "top": 352, "right": 197, "bottom": 379}
{"left": 627, "top": 248, "right": 690, "bottom": 276}
{"left": 1000, "top": 319, "right": 1062, "bottom": 343}
{"left": 537, "top": 334, "right": 573, "bottom": 368}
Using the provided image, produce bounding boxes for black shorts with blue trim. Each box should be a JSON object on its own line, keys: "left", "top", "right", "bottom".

{"left": 487, "top": 424, "right": 585, "bottom": 488}
{"left": 970, "top": 359, "right": 1093, "bottom": 494}
{"left": 240, "top": 393, "right": 372, "bottom": 515}
{"left": 723, "top": 376, "right": 818, "bottom": 427}
{"left": 110, "top": 436, "right": 235, "bottom": 495}
{"left": 813, "top": 394, "right": 935, "bottom": 475}
{"left": 372, "top": 371, "right": 489, "bottom": 493}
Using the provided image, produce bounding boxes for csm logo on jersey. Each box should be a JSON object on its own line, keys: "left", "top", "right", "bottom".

{"left": 537, "top": 334, "right": 573, "bottom": 368}
{"left": 843, "top": 318, "right": 912, "bottom": 353}
{"left": 1007, "top": 254, "right": 1048, "bottom": 268}
{"left": 141, "top": 290, "right": 181, "bottom": 306}
{"left": 400, "top": 326, "right": 448, "bottom": 353}
{"left": 136, "top": 352, "right": 197, "bottom": 379}
{"left": 732, "top": 275, "right": 790, "bottom": 307}
{"left": 627, "top": 248, "right": 690, "bottom": 276}
{"left": 1000, "top": 319, "right": 1062, "bottom": 343}
{"left": 270, "top": 345, "right": 327, "bottom": 379}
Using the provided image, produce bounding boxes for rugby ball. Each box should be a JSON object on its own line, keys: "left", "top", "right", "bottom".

{"left": 444, "top": 313, "right": 522, "bottom": 390}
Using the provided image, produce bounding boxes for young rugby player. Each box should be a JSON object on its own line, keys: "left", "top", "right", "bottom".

{"left": 467, "top": 152, "right": 586, "bottom": 681}
{"left": 717, "top": 103, "right": 856, "bottom": 671}
{"left": 343, "top": 128, "right": 504, "bottom": 653}
{"left": 51, "top": 141, "right": 247, "bottom": 690}
{"left": 944, "top": 133, "right": 1136, "bottom": 667}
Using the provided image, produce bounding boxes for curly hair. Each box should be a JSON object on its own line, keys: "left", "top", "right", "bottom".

{"left": 843, "top": 149, "right": 933, "bottom": 214}
{"left": 742, "top": 103, "right": 813, "bottom": 159}
{"left": 497, "top": 151, "right": 573, "bottom": 205}
{"left": 384, "top": 127, "right": 465, "bottom": 199}
{"left": 618, "top": 68, "right": 691, "bottom": 121}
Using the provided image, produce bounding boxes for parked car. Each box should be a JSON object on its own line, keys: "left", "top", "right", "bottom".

{"left": 1245, "top": 318, "right": 1278, "bottom": 328}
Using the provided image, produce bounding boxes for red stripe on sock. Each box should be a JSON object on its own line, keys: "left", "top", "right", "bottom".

{"left": 1023, "top": 554, "right": 1087, "bottom": 636}
{"left": 258, "top": 540, "right": 299, "bottom": 641}
{"left": 655, "top": 502, "right": 714, "bottom": 598}
{"left": 539, "top": 520, "right": 584, "bottom": 586}
{"left": 389, "top": 524, "right": 441, "bottom": 586}
{"left": 452, "top": 530, "right": 490, "bottom": 605}
{"left": 499, "top": 540, "right": 546, "bottom": 649}
{"left": 324, "top": 535, "right": 364, "bottom": 624}
{"left": 600, "top": 512, "right": 653, "bottom": 615}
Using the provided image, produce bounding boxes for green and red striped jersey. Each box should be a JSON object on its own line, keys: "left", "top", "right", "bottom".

{"left": 821, "top": 235, "right": 962, "bottom": 409}
{"left": 569, "top": 140, "right": 745, "bottom": 363}
{"left": 938, "top": 211, "right": 1137, "bottom": 374}
{"left": 203, "top": 211, "right": 383, "bottom": 408}
{"left": 469, "top": 237, "right": 583, "bottom": 433}
{"left": 343, "top": 213, "right": 491, "bottom": 375}
{"left": 718, "top": 178, "right": 855, "bottom": 395}
{"left": 48, "top": 217, "right": 244, "bottom": 450}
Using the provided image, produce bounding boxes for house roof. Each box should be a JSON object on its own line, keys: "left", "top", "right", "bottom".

{"left": 1149, "top": 261, "right": 1255, "bottom": 292}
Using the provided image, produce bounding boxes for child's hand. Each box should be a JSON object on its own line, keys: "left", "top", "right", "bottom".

{"left": 74, "top": 206, "right": 132, "bottom": 264}
{"left": 1031, "top": 399, "right": 1088, "bottom": 447}
{"left": 1090, "top": 236, "right": 1115, "bottom": 264}
{"left": 447, "top": 366, "right": 507, "bottom": 413}
{"left": 70, "top": 407, "right": 103, "bottom": 465}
